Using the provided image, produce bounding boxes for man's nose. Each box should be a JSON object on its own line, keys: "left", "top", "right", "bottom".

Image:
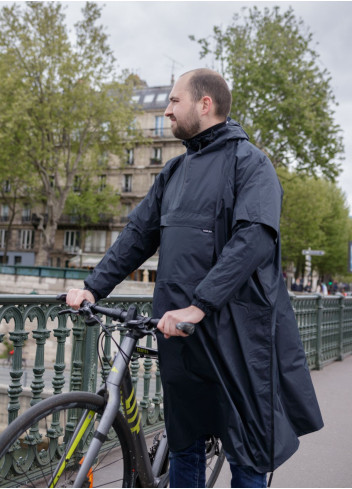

{"left": 164, "top": 103, "right": 172, "bottom": 117}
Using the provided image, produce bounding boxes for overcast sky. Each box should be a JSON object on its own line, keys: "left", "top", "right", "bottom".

{"left": 8, "top": 0, "right": 352, "bottom": 213}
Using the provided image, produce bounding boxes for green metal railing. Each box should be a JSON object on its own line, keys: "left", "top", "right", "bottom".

{"left": 290, "top": 294, "right": 352, "bottom": 369}
{"left": 0, "top": 292, "right": 352, "bottom": 483}
{"left": 0, "top": 294, "right": 162, "bottom": 433}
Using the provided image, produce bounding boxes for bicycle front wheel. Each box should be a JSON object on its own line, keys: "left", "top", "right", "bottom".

{"left": 0, "top": 392, "right": 136, "bottom": 488}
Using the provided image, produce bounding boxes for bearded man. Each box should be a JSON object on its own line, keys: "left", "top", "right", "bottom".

{"left": 67, "top": 69, "right": 323, "bottom": 488}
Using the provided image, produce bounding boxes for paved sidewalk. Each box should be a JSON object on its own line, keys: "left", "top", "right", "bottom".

{"left": 215, "top": 354, "right": 352, "bottom": 488}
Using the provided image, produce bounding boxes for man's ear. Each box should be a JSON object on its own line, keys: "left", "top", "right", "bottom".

{"left": 201, "top": 96, "right": 213, "bottom": 115}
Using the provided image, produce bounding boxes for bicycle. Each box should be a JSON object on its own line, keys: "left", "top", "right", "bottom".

{"left": 0, "top": 296, "right": 225, "bottom": 487}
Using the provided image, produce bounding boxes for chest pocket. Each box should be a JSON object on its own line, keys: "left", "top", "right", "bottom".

{"left": 157, "top": 213, "right": 215, "bottom": 285}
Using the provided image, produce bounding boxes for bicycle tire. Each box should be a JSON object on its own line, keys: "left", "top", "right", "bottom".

{"left": 0, "top": 392, "right": 137, "bottom": 488}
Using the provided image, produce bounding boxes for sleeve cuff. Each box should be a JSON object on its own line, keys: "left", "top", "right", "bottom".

{"left": 191, "top": 299, "right": 213, "bottom": 316}
{"left": 83, "top": 285, "right": 101, "bottom": 303}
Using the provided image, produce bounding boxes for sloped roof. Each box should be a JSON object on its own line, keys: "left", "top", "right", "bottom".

{"left": 132, "top": 85, "right": 172, "bottom": 110}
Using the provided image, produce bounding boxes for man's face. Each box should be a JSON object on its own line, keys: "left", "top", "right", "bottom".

{"left": 164, "top": 74, "right": 201, "bottom": 140}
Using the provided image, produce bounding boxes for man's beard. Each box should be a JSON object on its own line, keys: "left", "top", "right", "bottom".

{"left": 171, "top": 110, "right": 201, "bottom": 140}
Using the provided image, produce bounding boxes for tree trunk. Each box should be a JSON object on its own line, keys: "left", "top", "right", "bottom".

{"left": 2, "top": 197, "right": 17, "bottom": 265}
{"left": 35, "top": 218, "right": 58, "bottom": 266}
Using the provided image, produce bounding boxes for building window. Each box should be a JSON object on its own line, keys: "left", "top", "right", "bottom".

{"left": 84, "top": 230, "right": 107, "bottom": 253}
{"left": 155, "top": 116, "right": 164, "bottom": 136}
{"left": 19, "top": 229, "right": 34, "bottom": 250}
{"left": 1, "top": 205, "right": 9, "bottom": 222}
{"left": 144, "top": 94, "right": 155, "bottom": 104}
{"left": 14, "top": 256, "right": 22, "bottom": 265}
{"left": 64, "top": 230, "right": 80, "bottom": 253}
{"left": 126, "top": 148, "right": 134, "bottom": 165}
{"left": 110, "top": 230, "right": 120, "bottom": 245}
{"left": 120, "top": 203, "right": 131, "bottom": 223}
{"left": 156, "top": 93, "right": 168, "bottom": 103}
{"left": 98, "top": 151, "right": 109, "bottom": 166}
{"left": 2, "top": 180, "right": 11, "bottom": 193}
{"left": 0, "top": 255, "right": 9, "bottom": 264}
{"left": 123, "top": 175, "right": 132, "bottom": 193}
{"left": 73, "top": 176, "right": 81, "bottom": 193}
{"left": 99, "top": 174, "right": 107, "bottom": 192}
{"left": 22, "top": 205, "right": 31, "bottom": 222}
{"left": 0, "top": 229, "right": 7, "bottom": 248}
{"left": 150, "top": 147, "right": 162, "bottom": 164}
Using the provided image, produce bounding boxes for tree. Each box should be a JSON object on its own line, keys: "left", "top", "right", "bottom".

{"left": 190, "top": 6, "right": 344, "bottom": 180}
{"left": 0, "top": 51, "right": 40, "bottom": 263}
{"left": 278, "top": 168, "right": 350, "bottom": 278}
{"left": 0, "top": 166, "right": 39, "bottom": 264}
{"left": 0, "top": 2, "right": 141, "bottom": 265}
{"left": 315, "top": 183, "right": 350, "bottom": 278}
{"left": 63, "top": 170, "right": 121, "bottom": 261}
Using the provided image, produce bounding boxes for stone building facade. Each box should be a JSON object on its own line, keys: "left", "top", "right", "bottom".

{"left": 0, "top": 83, "right": 184, "bottom": 282}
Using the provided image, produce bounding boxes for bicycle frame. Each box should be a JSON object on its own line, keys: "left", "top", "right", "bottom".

{"left": 49, "top": 332, "right": 166, "bottom": 488}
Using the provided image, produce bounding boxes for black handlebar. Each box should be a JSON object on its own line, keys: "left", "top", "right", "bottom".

{"left": 56, "top": 294, "right": 195, "bottom": 335}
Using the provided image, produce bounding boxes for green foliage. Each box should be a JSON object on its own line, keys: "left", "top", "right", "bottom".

{"left": 64, "top": 175, "right": 120, "bottom": 229}
{"left": 0, "top": 2, "right": 140, "bottom": 263}
{"left": 278, "top": 168, "right": 350, "bottom": 277}
{"left": 190, "top": 6, "right": 344, "bottom": 180}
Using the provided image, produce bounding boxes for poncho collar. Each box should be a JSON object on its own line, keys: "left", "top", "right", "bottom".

{"left": 183, "top": 121, "right": 227, "bottom": 153}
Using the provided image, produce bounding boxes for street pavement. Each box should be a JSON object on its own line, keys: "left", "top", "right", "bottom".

{"left": 215, "top": 354, "right": 352, "bottom": 488}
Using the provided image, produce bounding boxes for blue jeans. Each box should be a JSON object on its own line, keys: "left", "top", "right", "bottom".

{"left": 169, "top": 437, "right": 267, "bottom": 488}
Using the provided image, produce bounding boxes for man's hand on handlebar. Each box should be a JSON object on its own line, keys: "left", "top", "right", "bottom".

{"left": 157, "top": 305, "right": 204, "bottom": 339}
{"left": 66, "top": 289, "right": 95, "bottom": 310}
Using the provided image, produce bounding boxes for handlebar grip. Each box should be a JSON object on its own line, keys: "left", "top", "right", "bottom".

{"left": 150, "top": 318, "right": 160, "bottom": 328}
{"left": 176, "top": 322, "right": 195, "bottom": 335}
{"left": 91, "top": 304, "right": 127, "bottom": 322}
{"left": 56, "top": 294, "right": 67, "bottom": 302}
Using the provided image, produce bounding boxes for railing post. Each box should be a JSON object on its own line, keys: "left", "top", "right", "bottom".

{"left": 316, "top": 294, "right": 323, "bottom": 370}
{"left": 26, "top": 305, "right": 51, "bottom": 408}
{"left": 3, "top": 306, "right": 29, "bottom": 423}
{"left": 338, "top": 294, "right": 345, "bottom": 361}
{"left": 82, "top": 324, "right": 100, "bottom": 393}
{"left": 140, "top": 335, "right": 153, "bottom": 426}
{"left": 100, "top": 316, "right": 113, "bottom": 384}
{"left": 50, "top": 305, "right": 71, "bottom": 395}
{"left": 69, "top": 315, "right": 85, "bottom": 391}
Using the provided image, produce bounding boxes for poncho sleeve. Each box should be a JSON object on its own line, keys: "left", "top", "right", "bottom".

{"left": 192, "top": 142, "right": 282, "bottom": 313}
{"left": 232, "top": 141, "right": 282, "bottom": 234}
{"left": 192, "top": 222, "right": 276, "bottom": 313}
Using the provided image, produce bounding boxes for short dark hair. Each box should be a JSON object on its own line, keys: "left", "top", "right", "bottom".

{"left": 182, "top": 69, "right": 232, "bottom": 119}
